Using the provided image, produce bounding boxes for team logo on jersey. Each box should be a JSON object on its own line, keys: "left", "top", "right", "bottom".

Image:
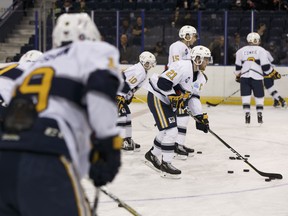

{"left": 185, "top": 77, "right": 191, "bottom": 83}
{"left": 185, "top": 49, "right": 189, "bottom": 56}
{"left": 168, "top": 116, "right": 176, "bottom": 124}
{"left": 193, "top": 82, "right": 199, "bottom": 89}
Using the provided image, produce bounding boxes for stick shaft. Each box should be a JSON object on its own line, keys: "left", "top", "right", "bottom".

{"left": 92, "top": 187, "right": 100, "bottom": 216}
{"left": 206, "top": 89, "right": 240, "bottom": 106}
{"left": 185, "top": 107, "right": 283, "bottom": 179}
{"left": 100, "top": 187, "right": 142, "bottom": 216}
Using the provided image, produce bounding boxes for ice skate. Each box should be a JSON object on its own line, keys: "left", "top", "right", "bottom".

{"left": 122, "top": 138, "right": 134, "bottom": 151}
{"left": 122, "top": 138, "right": 141, "bottom": 152}
{"left": 257, "top": 112, "right": 263, "bottom": 124}
{"left": 183, "top": 145, "right": 195, "bottom": 154}
{"left": 160, "top": 160, "right": 181, "bottom": 179}
{"left": 130, "top": 138, "right": 141, "bottom": 152}
{"left": 174, "top": 143, "right": 188, "bottom": 160}
{"left": 245, "top": 112, "right": 250, "bottom": 124}
{"left": 279, "top": 97, "right": 287, "bottom": 108}
{"left": 144, "top": 149, "right": 161, "bottom": 173}
{"left": 273, "top": 99, "right": 280, "bottom": 108}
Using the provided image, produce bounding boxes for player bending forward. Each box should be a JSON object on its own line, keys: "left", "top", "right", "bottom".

{"left": 0, "top": 13, "right": 122, "bottom": 215}
{"left": 116, "top": 51, "right": 156, "bottom": 151}
{"left": 144, "top": 47, "right": 210, "bottom": 179}
{"left": 0, "top": 50, "right": 43, "bottom": 121}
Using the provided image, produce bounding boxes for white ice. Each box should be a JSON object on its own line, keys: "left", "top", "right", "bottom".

{"left": 82, "top": 103, "right": 288, "bottom": 216}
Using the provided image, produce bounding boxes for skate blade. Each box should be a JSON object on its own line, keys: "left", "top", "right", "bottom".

{"left": 133, "top": 148, "right": 141, "bottom": 152}
{"left": 160, "top": 171, "right": 181, "bottom": 179}
{"left": 121, "top": 149, "right": 135, "bottom": 154}
{"left": 174, "top": 154, "right": 188, "bottom": 160}
{"left": 143, "top": 160, "right": 161, "bottom": 173}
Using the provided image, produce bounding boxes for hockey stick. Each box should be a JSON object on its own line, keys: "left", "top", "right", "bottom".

{"left": 206, "top": 89, "right": 240, "bottom": 107}
{"left": 184, "top": 107, "right": 283, "bottom": 180}
{"left": 133, "top": 96, "right": 146, "bottom": 104}
{"left": 100, "top": 187, "right": 142, "bottom": 216}
{"left": 92, "top": 187, "right": 100, "bottom": 216}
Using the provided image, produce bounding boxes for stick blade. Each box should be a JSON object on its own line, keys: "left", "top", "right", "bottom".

{"left": 206, "top": 101, "right": 218, "bottom": 107}
{"left": 259, "top": 171, "right": 283, "bottom": 179}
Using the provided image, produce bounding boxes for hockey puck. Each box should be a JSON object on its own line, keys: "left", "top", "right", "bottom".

{"left": 229, "top": 156, "right": 236, "bottom": 160}
{"left": 243, "top": 169, "right": 249, "bottom": 172}
{"left": 196, "top": 151, "right": 202, "bottom": 154}
{"left": 244, "top": 155, "right": 250, "bottom": 158}
{"left": 236, "top": 157, "right": 241, "bottom": 160}
{"left": 227, "top": 170, "right": 234, "bottom": 174}
{"left": 118, "top": 203, "right": 123, "bottom": 207}
{"left": 265, "top": 178, "right": 271, "bottom": 182}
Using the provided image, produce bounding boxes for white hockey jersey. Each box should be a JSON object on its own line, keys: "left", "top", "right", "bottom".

{"left": 147, "top": 60, "right": 193, "bottom": 105}
{"left": 4, "top": 40, "right": 122, "bottom": 178}
{"left": 235, "top": 45, "right": 273, "bottom": 80}
{"left": 118, "top": 62, "right": 147, "bottom": 101}
{"left": 188, "top": 70, "right": 208, "bottom": 116}
{"left": 0, "top": 61, "right": 35, "bottom": 103}
{"left": 168, "top": 41, "right": 191, "bottom": 67}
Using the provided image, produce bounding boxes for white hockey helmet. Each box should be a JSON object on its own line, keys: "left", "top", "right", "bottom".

{"left": 191, "top": 45, "right": 211, "bottom": 65}
{"left": 246, "top": 32, "right": 260, "bottom": 45}
{"left": 139, "top": 51, "right": 156, "bottom": 70}
{"left": 52, "top": 13, "right": 101, "bottom": 48}
{"left": 179, "top": 25, "right": 197, "bottom": 42}
{"left": 19, "top": 50, "right": 43, "bottom": 63}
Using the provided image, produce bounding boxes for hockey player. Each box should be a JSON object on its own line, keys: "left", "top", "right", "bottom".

{"left": 235, "top": 32, "right": 281, "bottom": 124}
{"left": 0, "top": 50, "right": 43, "bottom": 121}
{"left": 264, "top": 51, "right": 287, "bottom": 108}
{"left": 116, "top": 51, "right": 156, "bottom": 151}
{"left": 144, "top": 47, "right": 210, "bottom": 178}
{"left": 0, "top": 13, "right": 122, "bottom": 216}
{"left": 168, "top": 25, "right": 198, "bottom": 66}
{"left": 168, "top": 25, "right": 198, "bottom": 157}
{"left": 0, "top": 50, "right": 43, "bottom": 102}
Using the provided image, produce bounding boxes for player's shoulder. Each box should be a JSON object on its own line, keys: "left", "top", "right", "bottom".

{"left": 236, "top": 46, "right": 247, "bottom": 53}
{"left": 169, "top": 40, "right": 184, "bottom": 48}
{"left": 171, "top": 59, "right": 192, "bottom": 71}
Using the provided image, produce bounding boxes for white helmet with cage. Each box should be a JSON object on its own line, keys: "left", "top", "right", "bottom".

{"left": 179, "top": 25, "right": 197, "bottom": 42}
{"left": 246, "top": 32, "right": 260, "bottom": 45}
{"left": 19, "top": 50, "right": 43, "bottom": 63}
{"left": 139, "top": 51, "right": 156, "bottom": 70}
{"left": 191, "top": 45, "right": 211, "bottom": 66}
{"left": 52, "top": 13, "right": 101, "bottom": 48}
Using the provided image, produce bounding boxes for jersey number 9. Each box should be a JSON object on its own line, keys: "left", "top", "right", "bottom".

{"left": 18, "top": 67, "right": 54, "bottom": 112}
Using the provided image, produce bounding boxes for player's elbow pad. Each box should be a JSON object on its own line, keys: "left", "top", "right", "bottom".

{"left": 157, "top": 77, "right": 173, "bottom": 91}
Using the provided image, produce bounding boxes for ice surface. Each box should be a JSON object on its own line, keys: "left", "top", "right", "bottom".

{"left": 82, "top": 103, "right": 288, "bottom": 216}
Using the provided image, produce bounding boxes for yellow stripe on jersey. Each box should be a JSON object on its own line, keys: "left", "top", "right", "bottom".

{"left": 0, "top": 63, "right": 19, "bottom": 75}
{"left": 59, "top": 156, "right": 91, "bottom": 216}
{"left": 153, "top": 96, "right": 168, "bottom": 128}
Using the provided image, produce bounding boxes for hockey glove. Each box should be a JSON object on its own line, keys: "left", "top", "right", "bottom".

{"left": 168, "top": 94, "right": 183, "bottom": 111}
{"left": 265, "top": 69, "right": 281, "bottom": 80}
{"left": 168, "top": 91, "right": 190, "bottom": 111}
{"left": 194, "top": 113, "right": 209, "bottom": 133}
{"left": 89, "top": 134, "right": 122, "bottom": 187}
{"left": 235, "top": 75, "right": 240, "bottom": 83}
{"left": 116, "top": 95, "right": 126, "bottom": 110}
